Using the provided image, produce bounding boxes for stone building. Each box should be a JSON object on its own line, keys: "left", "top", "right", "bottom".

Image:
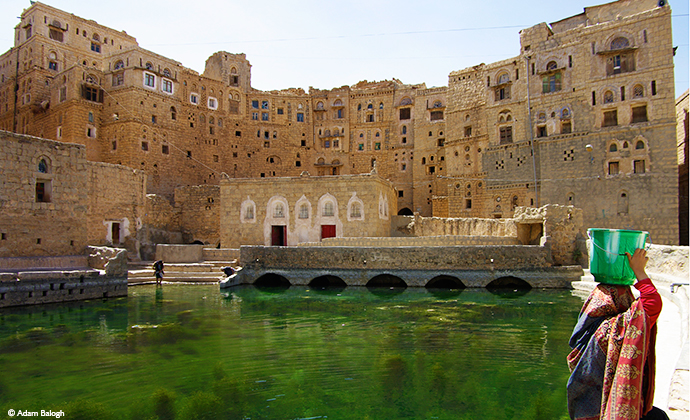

{"left": 220, "top": 172, "right": 396, "bottom": 249}
{"left": 439, "top": 0, "right": 679, "bottom": 245}
{"left": 677, "top": 90, "right": 689, "bottom": 245}
{"left": 0, "top": 0, "right": 680, "bottom": 245}
{"left": 0, "top": 130, "right": 145, "bottom": 257}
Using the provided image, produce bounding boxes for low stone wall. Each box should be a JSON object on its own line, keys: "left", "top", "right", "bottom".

{"left": 305, "top": 236, "right": 519, "bottom": 247}
{"left": 202, "top": 248, "right": 239, "bottom": 261}
{"left": 155, "top": 244, "right": 205, "bottom": 263}
{"left": 0, "top": 270, "right": 127, "bottom": 307}
{"left": 393, "top": 214, "right": 517, "bottom": 237}
{"left": 0, "top": 255, "right": 89, "bottom": 270}
{"left": 0, "top": 246, "right": 128, "bottom": 308}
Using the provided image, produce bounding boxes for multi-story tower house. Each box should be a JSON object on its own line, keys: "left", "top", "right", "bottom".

{"left": 440, "top": 0, "right": 678, "bottom": 244}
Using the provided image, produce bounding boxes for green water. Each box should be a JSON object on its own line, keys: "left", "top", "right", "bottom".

{"left": 0, "top": 285, "right": 582, "bottom": 420}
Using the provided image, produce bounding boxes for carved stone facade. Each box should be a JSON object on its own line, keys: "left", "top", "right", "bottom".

{"left": 0, "top": 0, "right": 680, "bottom": 245}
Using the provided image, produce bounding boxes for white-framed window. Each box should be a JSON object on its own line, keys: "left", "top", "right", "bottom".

{"left": 299, "top": 203, "right": 309, "bottom": 219}
{"left": 162, "top": 79, "right": 173, "bottom": 94}
{"left": 190, "top": 93, "right": 199, "bottom": 105}
{"left": 143, "top": 72, "right": 155, "bottom": 89}
{"left": 323, "top": 202, "right": 334, "bottom": 217}
{"left": 274, "top": 203, "right": 285, "bottom": 218}
{"left": 208, "top": 96, "right": 217, "bottom": 110}
{"left": 241, "top": 198, "right": 256, "bottom": 223}
{"left": 347, "top": 194, "right": 364, "bottom": 221}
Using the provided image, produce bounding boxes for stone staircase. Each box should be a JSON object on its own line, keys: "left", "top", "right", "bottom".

{"left": 128, "top": 261, "right": 236, "bottom": 284}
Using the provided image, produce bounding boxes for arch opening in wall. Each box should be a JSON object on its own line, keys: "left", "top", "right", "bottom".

{"left": 426, "top": 275, "right": 466, "bottom": 289}
{"left": 367, "top": 274, "right": 407, "bottom": 297}
{"left": 367, "top": 274, "right": 407, "bottom": 288}
{"left": 254, "top": 273, "right": 291, "bottom": 289}
{"left": 309, "top": 275, "right": 347, "bottom": 291}
{"left": 398, "top": 207, "right": 413, "bottom": 216}
{"left": 426, "top": 275, "right": 465, "bottom": 298}
{"left": 486, "top": 276, "right": 532, "bottom": 295}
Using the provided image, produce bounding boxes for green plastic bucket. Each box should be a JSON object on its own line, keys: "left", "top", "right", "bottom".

{"left": 587, "top": 228, "right": 649, "bottom": 285}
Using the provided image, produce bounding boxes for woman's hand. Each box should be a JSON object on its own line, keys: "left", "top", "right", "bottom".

{"left": 625, "top": 248, "right": 649, "bottom": 281}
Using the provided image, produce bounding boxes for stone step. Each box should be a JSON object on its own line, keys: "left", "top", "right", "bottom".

{"left": 129, "top": 275, "right": 222, "bottom": 284}
{"left": 129, "top": 270, "right": 223, "bottom": 278}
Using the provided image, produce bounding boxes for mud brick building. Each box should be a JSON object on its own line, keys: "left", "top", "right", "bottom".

{"left": 0, "top": 0, "right": 681, "bottom": 246}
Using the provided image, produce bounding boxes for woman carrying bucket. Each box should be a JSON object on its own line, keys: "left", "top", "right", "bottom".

{"left": 566, "top": 246, "right": 668, "bottom": 420}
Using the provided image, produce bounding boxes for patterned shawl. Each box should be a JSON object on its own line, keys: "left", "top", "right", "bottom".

{"left": 566, "top": 284, "right": 657, "bottom": 420}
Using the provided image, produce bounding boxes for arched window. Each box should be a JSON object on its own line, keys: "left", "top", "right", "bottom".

{"left": 546, "top": 61, "right": 558, "bottom": 71}
{"left": 92, "top": 33, "right": 100, "bottom": 42}
{"left": 609, "top": 143, "right": 618, "bottom": 152}
{"left": 38, "top": 158, "right": 48, "bottom": 173}
{"left": 350, "top": 203, "right": 362, "bottom": 219}
{"left": 633, "top": 84, "right": 644, "bottom": 98}
{"left": 604, "top": 91, "right": 614, "bottom": 103}
{"left": 379, "top": 102, "right": 384, "bottom": 109}
{"left": 334, "top": 99, "right": 343, "bottom": 107}
{"left": 114, "top": 60, "right": 124, "bottom": 70}
{"left": 145, "top": 62, "right": 153, "bottom": 70}
{"left": 316, "top": 101, "right": 324, "bottom": 110}
{"left": 367, "top": 103, "right": 373, "bottom": 110}
{"left": 635, "top": 140, "right": 645, "bottom": 150}
{"left": 299, "top": 203, "right": 309, "bottom": 219}
{"left": 402, "top": 125, "right": 407, "bottom": 134}
{"left": 323, "top": 202, "right": 334, "bottom": 217}
{"left": 498, "top": 73, "right": 509, "bottom": 84}
{"left": 433, "top": 100, "right": 443, "bottom": 108}
{"left": 274, "top": 203, "right": 285, "bottom": 218}
{"left": 610, "top": 37, "right": 630, "bottom": 50}
{"left": 357, "top": 103, "right": 362, "bottom": 111}
{"left": 163, "top": 68, "right": 171, "bottom": 78}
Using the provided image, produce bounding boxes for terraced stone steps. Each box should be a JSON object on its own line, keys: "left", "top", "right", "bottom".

{"left": 128, "top": 261, "right": 236, "bottom": 284}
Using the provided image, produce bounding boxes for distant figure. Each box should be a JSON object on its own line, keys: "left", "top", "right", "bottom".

{"left": 223, "top": 266, "right": 235, "bottom": 277}
{"left": 153, "top": 260, "right": 164, "bottom": 285}
{"left": 567, "top": 249, "right": 668, "bottom": 420}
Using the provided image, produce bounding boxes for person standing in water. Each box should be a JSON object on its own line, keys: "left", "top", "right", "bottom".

{"left": 153, "top": 260, "right": 164, "bottom": 286}
{"left": 566, "top": 248, "right": 668, "bottom": 420}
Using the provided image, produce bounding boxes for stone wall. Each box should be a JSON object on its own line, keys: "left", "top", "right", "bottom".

{"left": 394, "top": 213, "right": 517, "bottom": 238}
{"left": 87, "top": 162, "right": 146, "bottom": 254}
{"left": 241, "top": 244, "right": 551, "bottom": 272}
{"left": 677, "top": 90, "right": 689, "bottom": 245}
{"left": 0, "top": 131, "right": 88, "bottom": 257}
{"left": 174, "top": 185, "right": 220, "bottom": 245}
{"left": 309, "top": 236, "right": 519, "bottom": 247}
{"left": 0, "top": 246, "right": 128, "bottom": 308}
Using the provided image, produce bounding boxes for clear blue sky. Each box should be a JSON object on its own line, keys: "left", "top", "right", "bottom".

{"left": 1, "top": 0, "right": 688, "bottom": 97}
